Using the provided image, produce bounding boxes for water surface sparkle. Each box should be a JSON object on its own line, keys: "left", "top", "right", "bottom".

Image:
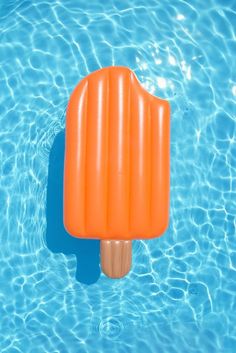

{"left": 0, "top": 0, "right": 235, "bottom": 352}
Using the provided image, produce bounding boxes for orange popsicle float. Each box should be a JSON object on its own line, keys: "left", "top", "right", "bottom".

{"left": 64, "top": 66, "right": 170, "bottom": 278}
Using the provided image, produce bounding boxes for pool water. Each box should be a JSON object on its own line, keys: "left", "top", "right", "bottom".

{"left": 0, "top": 0, "right": 235, "bottom": 352}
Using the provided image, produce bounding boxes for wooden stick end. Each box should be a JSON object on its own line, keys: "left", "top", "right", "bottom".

{"left": 100, "top": 240, "right": 132, "bottom": 279}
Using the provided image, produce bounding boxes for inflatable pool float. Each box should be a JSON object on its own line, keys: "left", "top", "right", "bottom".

{"left": 64, "top": 66, "right": 170, "bottom": 278}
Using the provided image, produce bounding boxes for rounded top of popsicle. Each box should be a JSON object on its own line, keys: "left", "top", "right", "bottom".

{"left": 68, "top": 66, "right": 169, "bottom": 114}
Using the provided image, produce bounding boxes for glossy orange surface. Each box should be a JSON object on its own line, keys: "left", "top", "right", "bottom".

{"left": 64, "top": 66, "right": 170, "bottom": 240}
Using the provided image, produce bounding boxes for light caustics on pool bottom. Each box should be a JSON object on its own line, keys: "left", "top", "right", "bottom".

{"left": 0, "top": 0, "right": 235, "bottom": 352}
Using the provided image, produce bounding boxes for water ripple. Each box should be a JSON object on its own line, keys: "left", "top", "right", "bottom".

{"left": 0, "top": 0, "right": 235, "bottom": 352}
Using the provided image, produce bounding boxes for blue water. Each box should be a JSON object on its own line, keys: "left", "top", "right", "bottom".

{"left": 0, "top": 0, "right": 235, "bottom": 352}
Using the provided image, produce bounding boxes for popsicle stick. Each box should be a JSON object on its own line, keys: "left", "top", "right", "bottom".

{"left": 100, "top": 240, "right": 132, "bottom": 278}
